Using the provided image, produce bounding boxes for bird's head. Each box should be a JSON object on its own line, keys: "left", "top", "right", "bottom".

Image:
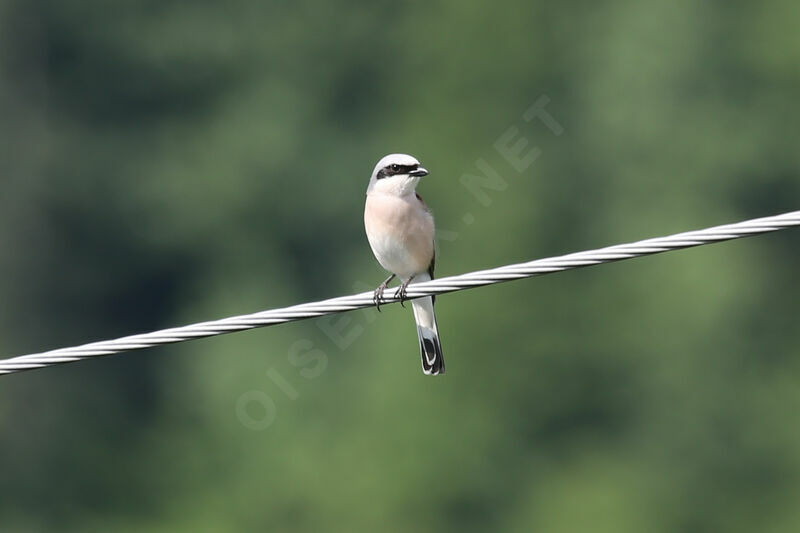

{"left": 367, "top": 153, "right": 429, "bottom": 196}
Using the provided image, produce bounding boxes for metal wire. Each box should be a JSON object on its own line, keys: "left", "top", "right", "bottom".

{"left": 2, "top": 210, "right": 799, "bottom": 376}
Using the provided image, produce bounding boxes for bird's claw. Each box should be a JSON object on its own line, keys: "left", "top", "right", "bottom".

{"left": 395, "top": 281, "right": 410, "bottom": 308}
{"left": 373, "top": 274, "right": 396, "bottom": 312}
{"left": 373, "top": 283, "right": 388, "bottom": 312}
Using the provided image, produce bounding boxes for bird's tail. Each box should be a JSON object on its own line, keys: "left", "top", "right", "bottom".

{"left": 410, "top": 273, "right": 445, "bottom": 375}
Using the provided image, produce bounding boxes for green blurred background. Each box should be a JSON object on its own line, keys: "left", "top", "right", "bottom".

{"left": 1, "top": 1, "right": 799, "bottom": 531}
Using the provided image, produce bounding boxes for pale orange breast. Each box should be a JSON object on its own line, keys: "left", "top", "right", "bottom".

{"left": 364, "top": 193, "right": 435, "bottom": 278}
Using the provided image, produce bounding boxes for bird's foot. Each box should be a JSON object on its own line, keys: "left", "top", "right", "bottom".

{"left": 373, "top": 284, "right": 387, "bottom": 312}
{"left": 395, "top": 277, "right": 413, "bottom": 308}
{"left": 373, "top": 274, "right": 396, "bottom": 312}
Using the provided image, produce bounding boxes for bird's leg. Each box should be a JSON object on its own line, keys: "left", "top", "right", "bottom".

{"left": 395, "top": 276, "right": 414, "bottom": 308}
{"left": 373, "top": 274, "right": 396, "bottom": 312}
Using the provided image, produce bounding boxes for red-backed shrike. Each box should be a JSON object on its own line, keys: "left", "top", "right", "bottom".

{"left": 364, "top": 154, "right": 445, "bottom": 375}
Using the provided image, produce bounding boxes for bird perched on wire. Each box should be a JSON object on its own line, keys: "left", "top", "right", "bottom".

{"left": 364, "top": 153, "right": 445, "bottom": 375}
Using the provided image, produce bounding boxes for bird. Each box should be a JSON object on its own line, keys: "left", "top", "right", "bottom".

{"left": 364, "top": 153, "right": 445, "bottom": 375}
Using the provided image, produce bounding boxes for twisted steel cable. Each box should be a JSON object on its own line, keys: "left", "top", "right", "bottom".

{"left": 1, "top": 210, "right": 798, "bottom": 376}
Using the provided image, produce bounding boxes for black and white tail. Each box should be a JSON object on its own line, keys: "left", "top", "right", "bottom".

{"left": 410, "top": 273, "right": 445, "bottom": 375}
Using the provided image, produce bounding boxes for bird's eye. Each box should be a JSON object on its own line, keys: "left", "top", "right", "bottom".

{"left": 390, "top": 164, "right": 400, "bottom": 171}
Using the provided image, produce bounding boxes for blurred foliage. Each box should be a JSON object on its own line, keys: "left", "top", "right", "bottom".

{"left": 1, "top": 0, "right": 799, "bottom": 531}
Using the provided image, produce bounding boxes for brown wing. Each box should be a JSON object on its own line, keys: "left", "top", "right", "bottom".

{"left": 418, "top": 193, "right": 435, "bottom": 278}
{"left": 416, "top": 191, "right": 436, "bottom": 283}
{"left": 427, "top": 248, "right": 436, "bottom": 304}
{"left": 415, "top": 192, "right": 429, "bottom": 210}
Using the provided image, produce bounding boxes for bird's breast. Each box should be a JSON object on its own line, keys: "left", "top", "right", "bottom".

{"left": 364, "top": 193, "right": 435, "bottom": 278}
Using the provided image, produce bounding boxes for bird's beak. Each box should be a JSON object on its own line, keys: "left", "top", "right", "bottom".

{"left": 409, "top": 167, "right": 429, "bottom": 177}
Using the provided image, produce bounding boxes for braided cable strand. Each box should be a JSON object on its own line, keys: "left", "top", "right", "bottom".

{"left": 2, "top": 210, "right": 799, "bottom": 376}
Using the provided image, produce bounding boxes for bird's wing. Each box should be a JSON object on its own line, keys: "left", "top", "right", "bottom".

{"left": 415, "top": 192, "right": 429, "bottom": 211}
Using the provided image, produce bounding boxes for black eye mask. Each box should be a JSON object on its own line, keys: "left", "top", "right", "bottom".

{"left": 376, "top": 163, "right": 419, "bottom": 180}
